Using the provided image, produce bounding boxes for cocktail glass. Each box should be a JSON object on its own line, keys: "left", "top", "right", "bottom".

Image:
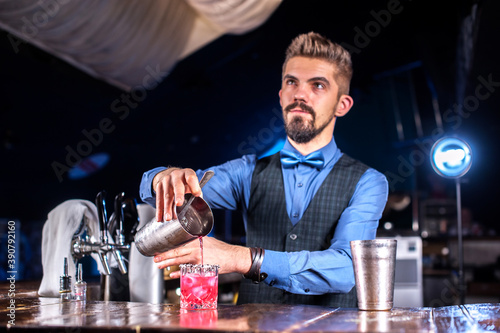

{"left": 179, "top": 264, "right": 219, "bottom": 310}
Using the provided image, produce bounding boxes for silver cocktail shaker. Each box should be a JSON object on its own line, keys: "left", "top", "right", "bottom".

{"left": 134, "top": 194, "right": 214, "bottom": 257}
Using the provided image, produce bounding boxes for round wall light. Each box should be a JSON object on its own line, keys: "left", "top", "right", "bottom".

{"left": 430, "top": 137, "right": 472, "bottom": 179}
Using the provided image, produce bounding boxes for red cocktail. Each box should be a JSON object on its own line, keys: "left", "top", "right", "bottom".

{"left": 180, "top": 264, "right": 219, "bottom": 309}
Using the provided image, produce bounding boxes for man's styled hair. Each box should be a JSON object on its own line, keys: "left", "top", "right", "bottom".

{"left": 282, "top": 32, "right": 353, "bottom": 96}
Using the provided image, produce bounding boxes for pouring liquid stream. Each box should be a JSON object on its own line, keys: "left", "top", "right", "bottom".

{"left": 199, "top": 236, "right": 203, "bottom": 266}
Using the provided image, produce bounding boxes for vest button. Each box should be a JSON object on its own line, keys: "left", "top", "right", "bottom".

{"left": 297, "top": 182, "right": 303, "bottom": 187}
{"left": 289, "top": 234, "right": 297, "bottom": 240}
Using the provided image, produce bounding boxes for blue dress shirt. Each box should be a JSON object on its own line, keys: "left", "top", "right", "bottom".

{"left": 139, "top": 137, "right": 388, "bottom": 295}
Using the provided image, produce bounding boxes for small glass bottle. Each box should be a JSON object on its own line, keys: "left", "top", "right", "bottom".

{"left": 59, "top": 257, "right": 72, "bottom": 300}
{"left": 74, "top": 263, "right": 87, "bottom": 301}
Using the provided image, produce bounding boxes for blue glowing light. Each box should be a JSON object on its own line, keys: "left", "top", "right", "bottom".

{"left": 430, "top": 137, "right": 472, "bottom": 178}
{"left": 68, "top": 152, "right": 110, "bottom": 180}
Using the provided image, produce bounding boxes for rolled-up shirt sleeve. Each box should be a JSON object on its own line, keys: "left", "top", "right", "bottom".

{"left": 139, "top": 166, "right": 168, "bottom": 207}
{"left": 260, "top": 168, "right": 388, "bottom": 295}
{"left": 195, "top": 155, "right": 256, "bottom": 211}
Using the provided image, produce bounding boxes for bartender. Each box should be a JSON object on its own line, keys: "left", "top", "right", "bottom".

{"left": 139, "top": 32, "right": 388, "bottom": 307}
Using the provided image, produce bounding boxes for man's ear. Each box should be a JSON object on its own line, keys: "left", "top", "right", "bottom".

{"left": 334, "top": 94, "right": 354, "bottom": 117}
{"left": 278, "top": 89, "right": 283, "bottom": 108}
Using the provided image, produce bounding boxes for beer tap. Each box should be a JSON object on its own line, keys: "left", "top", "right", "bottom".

{"left": 114, "top": 192, "right": 126, "bottom": 245}
{"left": 96, "top": 191, "right": 111, "bottom": 275}
{"left": 71, "top": 191, "right": 130, "bottom": 276}
{"left": 111, "top": 192, "right": 127, "bottom": 274}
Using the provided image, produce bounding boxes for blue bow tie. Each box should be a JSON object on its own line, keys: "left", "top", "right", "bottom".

{"left": 280, "top": 150, "right": 325, "bottom": 169}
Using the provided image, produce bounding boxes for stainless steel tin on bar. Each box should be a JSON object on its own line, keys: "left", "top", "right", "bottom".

{"left": 350, "top": 239, "right": 397, "bottom": 311}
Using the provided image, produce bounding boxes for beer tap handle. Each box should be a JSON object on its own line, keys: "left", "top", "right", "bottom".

{"left": 114, "top": 192, "right": 125, "bottom": 244}
{"left": 112, "top": 249, "right": 128, "bottom": 274}
{"left": 97, "top": 251, "right": 111, "bottom": 275}
{"left": 95, "top": 191, "right": 108, "bottom": 245}
{"left": 124, "top": 197, "right": 140, "bottom": 243}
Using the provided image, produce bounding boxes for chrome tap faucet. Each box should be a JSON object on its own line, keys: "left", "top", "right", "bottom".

{"left": 71, "top": 191, "right": 131, "bottom": 276}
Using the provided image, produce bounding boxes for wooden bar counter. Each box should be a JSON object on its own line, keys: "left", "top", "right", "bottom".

{"left": 2, "top": 282, "right": 500, "bottom": 332}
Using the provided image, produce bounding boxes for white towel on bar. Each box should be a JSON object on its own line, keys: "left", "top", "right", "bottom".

{"left": 38, "top": 199, "right": 113, "bottom": 297}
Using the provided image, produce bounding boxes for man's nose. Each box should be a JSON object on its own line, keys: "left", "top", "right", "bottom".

{"left": 293, "top": 87, "right": 307, "bottom": 102}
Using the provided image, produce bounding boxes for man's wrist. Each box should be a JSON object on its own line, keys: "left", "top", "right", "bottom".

{"left": 243, "top": 247, "right": 268, "bottom": 283}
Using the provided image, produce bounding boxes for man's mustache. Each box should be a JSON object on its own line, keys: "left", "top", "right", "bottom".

{"left": 284, "top": 102, "right": 315, "bottom": 115}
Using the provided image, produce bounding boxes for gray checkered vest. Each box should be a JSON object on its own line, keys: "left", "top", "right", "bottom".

{"left": 237, "top": 152, "right": 369, "bottom": 307}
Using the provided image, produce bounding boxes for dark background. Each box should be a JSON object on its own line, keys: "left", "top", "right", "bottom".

{"left": 1, "top": 0, "right": 499, "bottom": 279}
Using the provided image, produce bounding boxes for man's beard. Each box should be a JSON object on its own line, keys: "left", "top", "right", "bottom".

{"left": 283, "top": 102, "right": 335, "bottom": 144}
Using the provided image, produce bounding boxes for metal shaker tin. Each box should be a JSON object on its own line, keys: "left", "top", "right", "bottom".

{"left": 134, "top": 195, "right": 214, "bottom": 257}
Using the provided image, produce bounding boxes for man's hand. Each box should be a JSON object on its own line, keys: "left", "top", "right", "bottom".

{"left": 153, "top": 237, "right": 252, "bottom": 279}
{"left": 153, "top": 168, "right": 201, "bottom": 222}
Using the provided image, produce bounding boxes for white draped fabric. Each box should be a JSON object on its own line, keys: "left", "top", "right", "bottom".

{"left": 0, "top": 0, "right": 281, "bottom": 91}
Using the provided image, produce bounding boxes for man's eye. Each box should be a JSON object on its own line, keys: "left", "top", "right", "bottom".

{"left": 315, "top": 82, "right": 324, "bottom": 89}
{"left": 286, "top": 79, "right": 296, "bottom": 85}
